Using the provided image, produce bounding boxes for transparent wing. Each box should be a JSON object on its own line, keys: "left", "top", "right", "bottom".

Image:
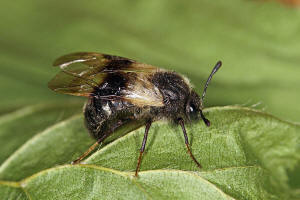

{"left": 48, "top": 52, "right": 157, "bottom": 97}
{"left": 48, "top": 52, "right": 164, "bottom": 107}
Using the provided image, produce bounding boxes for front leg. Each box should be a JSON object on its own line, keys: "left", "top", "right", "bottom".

{"left": 178, "top": 118, "right": 202, "bottom": 168}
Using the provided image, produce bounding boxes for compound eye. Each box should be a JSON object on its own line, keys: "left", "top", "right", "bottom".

{"left": 189, "top": 105, "right": 195, "bottom": 113}
{"left": 188, "top": 102, "right": 199, "bottom": 121}
{"left": 189, "top": 103, "right": 197, "bottom": 114}
{"left": 189, "top": 103, "right": 197, "bottom": 115}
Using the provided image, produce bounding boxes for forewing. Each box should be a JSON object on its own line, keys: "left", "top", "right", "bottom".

{"left": 48, "top": 52, "right": 158, "bottom": 97}
{"left": 48, "top": 69, "right": 106, "bottom": 97}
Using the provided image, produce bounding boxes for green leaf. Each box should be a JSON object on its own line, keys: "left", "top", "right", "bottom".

{"left": 0, "top": 106, "right": 299, "bottom": 199}
{"left": 0, "top": 181, "right": 27, "bottom": 200}
{"left": 0, "top": 114, "right": 93, "bottom": 181}
{"left": 0, "top": 102, "right": 82, "bottom": 164}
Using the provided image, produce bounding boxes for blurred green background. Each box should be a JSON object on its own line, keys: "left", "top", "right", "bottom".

{"left": 0, "top": 0, "right": 300, "bottom": 121}
{"left": 1, "top": 1, "right": 300, "bottom": 199}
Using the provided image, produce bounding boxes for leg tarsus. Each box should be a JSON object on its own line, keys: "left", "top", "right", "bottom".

{"left": 135, "top": 152, "right": 143, "bottom": 177}
{"left": 178, "top": 119, "right": 202, "bottom": 168}
{"left": 71, "top": 141, "right": 99, "bottom": 164}
{"left": 71, "top": 134, "right": 106, "bottom": 164}
{"left": 185, "top": 143, "right": 202, "bottom": 168}
{"left": 135, "top": 121, "right": 152, "bottom": 177}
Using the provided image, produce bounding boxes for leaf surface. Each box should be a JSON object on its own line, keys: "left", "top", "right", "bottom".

{"left": 0, "top": 107, "right": 299, "bottom": 199}
{"left": 0, "top": 102, "right": 82, "bottom": 164}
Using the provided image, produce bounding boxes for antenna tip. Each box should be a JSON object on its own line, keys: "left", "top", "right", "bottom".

{"left": 203, "top": 118, "right": 210, "bottom": 127}
{"left": 200, "top": 110, "right": 211, "bottom": 127}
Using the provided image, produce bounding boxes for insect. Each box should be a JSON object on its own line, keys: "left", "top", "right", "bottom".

{"left": 48, "top": 52, "right": 222, "bottom": 176}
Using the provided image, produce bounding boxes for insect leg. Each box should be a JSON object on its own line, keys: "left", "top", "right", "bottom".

{"left": 71, "top": 134, "right": 107, "bottom": 164}
{"left": 135, "top": 121, "right": 152, "bottom": 177}
{"left": 178, "top": 119, "right": 202, "bottom": 168}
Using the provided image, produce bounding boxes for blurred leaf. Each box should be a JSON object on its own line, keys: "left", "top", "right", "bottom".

{"left": 0, "top": 0, "right": 300, "bottom": 121}
{"left": 0, "top": 107, "right": 299, "bottom": 199}
{"left": 274, "top": 0, "right": 300, "bottom": 6}
{"left": 0, "top": 115, "right": 93, "bottom": 181}
{"left": 0, "top": 102, "right": 82, "bottom": 164}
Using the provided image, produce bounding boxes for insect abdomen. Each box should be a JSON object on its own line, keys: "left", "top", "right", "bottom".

{"left": 84, "top": 98, "right": 107, "bottom": 139}
{"left": 84, "top": 97, "right": 138, "bottom": 141}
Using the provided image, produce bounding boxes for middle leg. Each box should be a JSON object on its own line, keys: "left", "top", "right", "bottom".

{"left": 135, "top": 121, "right": 152, "bottom": 177}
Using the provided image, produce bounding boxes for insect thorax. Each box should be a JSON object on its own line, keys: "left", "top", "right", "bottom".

{"left": 152, "top": 71, "right": 191, "bottom": 120}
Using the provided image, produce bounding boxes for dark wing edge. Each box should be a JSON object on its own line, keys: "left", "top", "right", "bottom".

{"left": 53, "top": 52, "right": 120, "bottom": 68}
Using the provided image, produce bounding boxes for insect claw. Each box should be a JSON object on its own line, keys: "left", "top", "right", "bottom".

{"left": 71, "top": 160, "right": 79, "bottom": 165}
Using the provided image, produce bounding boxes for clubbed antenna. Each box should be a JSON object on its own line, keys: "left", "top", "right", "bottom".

{"left": 200, "top": 61, "right": 222, "bottom": 127}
